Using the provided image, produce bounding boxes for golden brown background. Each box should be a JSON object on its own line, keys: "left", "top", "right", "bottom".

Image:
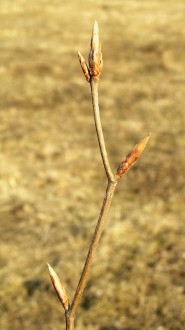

{"left": 0, "top": 0, "right": 185, "bottom": 329}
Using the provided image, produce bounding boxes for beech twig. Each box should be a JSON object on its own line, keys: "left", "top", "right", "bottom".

{"left": 48, "top": 21, "right": 151, "bottom": 330}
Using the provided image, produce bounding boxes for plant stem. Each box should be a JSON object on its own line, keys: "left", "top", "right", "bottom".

{"left": 90, "top": 78, "right": 115, "bottom": 182}
{"left": 67, "top": 77, "right": 118, "bottom": 322}
{"left": 69, "top": 179, "right": 117, "bottom": 320}
{"left": 65, "top": 313, "right": 74, "bottom": 330}
{"left": 65, "top": 77, "right": 118, "bottom": 329}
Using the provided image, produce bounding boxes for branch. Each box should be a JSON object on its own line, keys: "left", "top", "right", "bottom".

{"left": 90, "top": 79, "right": 115, "bottom": 182}
{"left": 48, "top": 20, "right": 151, "bottom": 330}
{"left": 69, "top": 180, "right": 117, "bottom": 318}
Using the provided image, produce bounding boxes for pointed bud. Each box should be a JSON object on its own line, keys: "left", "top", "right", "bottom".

{"left": 77, "top": 51, "right": 91, "bottom": 82}
{"left": 88, "top": 20, "right": 103, "bottom": 79}
{"left": 47, "top": 263, "right": 69, "bottom": 311}
{"left": 116, "top": 133, "right": 151, "bottom": 178}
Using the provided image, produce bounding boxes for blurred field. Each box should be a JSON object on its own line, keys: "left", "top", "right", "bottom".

{"left": 0, "top": 0, "right": 185, "bottom": 329}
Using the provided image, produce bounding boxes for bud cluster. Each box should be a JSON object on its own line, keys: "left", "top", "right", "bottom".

{"left": 78, "top": 20, "right": 103, "bottom": 82}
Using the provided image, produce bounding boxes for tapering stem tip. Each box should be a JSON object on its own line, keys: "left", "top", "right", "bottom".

{"left": 93, "top": 20, "right": 99, "bottom": 33}
{"left": 89, "top": 20, "right": 103, "bottom": 79}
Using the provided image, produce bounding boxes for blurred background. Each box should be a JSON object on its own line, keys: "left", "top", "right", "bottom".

{"left": 0, "top": 0, "right": 185, "bottom": 329}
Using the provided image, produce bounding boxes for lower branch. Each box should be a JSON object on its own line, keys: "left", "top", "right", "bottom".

{"left": 69, "top": 179, "right": 117, "bottom": 319}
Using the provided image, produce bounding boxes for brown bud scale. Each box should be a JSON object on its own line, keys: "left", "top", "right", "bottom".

{"left": 88, "top": 20, "right": 103, "bottom": 79}
{"left": 48, "top": 263, "right": 69, "bottom": 311}
{"left": 78, "top": 51, "right": 91, "bottom": 82}
{"left": 116, "top": 133, "right": 151, "bottom": 178}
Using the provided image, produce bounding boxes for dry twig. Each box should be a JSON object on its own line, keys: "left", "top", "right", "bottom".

{"left": 48, "top": 21, "right": 151, "bottom": 330}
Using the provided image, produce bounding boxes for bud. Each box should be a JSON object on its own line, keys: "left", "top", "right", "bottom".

{"left": 116, "top": 133, "right": 151, "bottom": 178}
{"left": 88, "top": 20, "right": 103, "bottom": 79}
{"left": 77, "top": 51, "right": 91, "bottom": 82}
{"left": 47, "top": 263, "right": 69, "bottom": 311}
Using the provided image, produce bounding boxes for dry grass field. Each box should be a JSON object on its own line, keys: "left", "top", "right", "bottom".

{"left": 0, "top": 0, "right": 185, "bottom": 329}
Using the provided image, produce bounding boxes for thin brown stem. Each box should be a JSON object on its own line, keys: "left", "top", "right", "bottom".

{"left": 90, "top": 78, "right": 115, "bottom": 182}
{"left": 69, "top": 179, "right": 117, "bottom": 318}
{"left": 66, "top": 77, "right": 118, "bottom": 326}
{"left": 65, "top": 313, "right": 74, "bottom": 330}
